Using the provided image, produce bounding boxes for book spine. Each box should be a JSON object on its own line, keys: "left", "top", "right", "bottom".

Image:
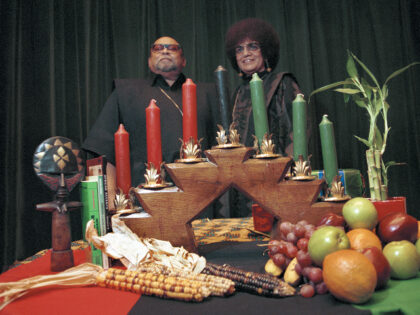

{"left": 95, "top": 176, "right": 110, "bottom": 269}
{"left": 80, "top": 181, "right": 103, "bottom": 267}
{"left": 102, "top": 172, "right": 112, "bottom": 232}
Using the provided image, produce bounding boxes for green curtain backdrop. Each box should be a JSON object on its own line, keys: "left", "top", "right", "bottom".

{"left": 1, "top": 0, "right": 419, "bottom": 270}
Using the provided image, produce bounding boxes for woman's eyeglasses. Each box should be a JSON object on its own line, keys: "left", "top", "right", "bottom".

{"left": 235, "top": 42, "right": 261, "bottom": 54}
{"left": 151, "top": 44, "right": 181, "bottom": 52}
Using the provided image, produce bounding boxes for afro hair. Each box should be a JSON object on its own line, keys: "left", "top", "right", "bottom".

{"left": 225, "top": 18, "right": 280, "bottom": 73}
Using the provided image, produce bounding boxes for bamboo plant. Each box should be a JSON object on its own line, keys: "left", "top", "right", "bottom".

{"left": 310, "top": 51, "right": 419, "bottom": 201}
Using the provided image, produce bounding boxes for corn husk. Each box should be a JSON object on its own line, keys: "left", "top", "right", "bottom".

{"left": 85, "top": 214, "right": 206, "bottom": 274}
{"left": 0, "top": 263, "right": 101, "bottom": 310}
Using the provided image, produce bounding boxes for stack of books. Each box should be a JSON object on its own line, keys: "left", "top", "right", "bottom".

{"left": 80, "top": 156, "right": 116, "bottom": 268}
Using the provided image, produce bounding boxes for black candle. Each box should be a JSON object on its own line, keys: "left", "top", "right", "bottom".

{"left": 214, "top": 65, "right": 231, "bottom": 131}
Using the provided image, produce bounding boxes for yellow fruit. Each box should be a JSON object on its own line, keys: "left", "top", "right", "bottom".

{"left": 347, "top": 228, "right": 382, "bottom": 251}
{"left": 283, "top": 257, "right": 301, "bottom": 286}
{"left": 264, "top": 258, "right": 283, "bottom": 277}
{"left": 323, "top": 249, "right": 377, "bottom": 304}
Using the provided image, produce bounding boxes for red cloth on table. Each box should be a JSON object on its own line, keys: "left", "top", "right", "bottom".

{"left": 0, "top": 248, "right": 140, "bottom": 315}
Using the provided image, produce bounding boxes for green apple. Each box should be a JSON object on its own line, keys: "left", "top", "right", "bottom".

{"left": 383, "top": 240, "right": 420, "bottom": 280}
{"left": 416, "top": 238, "right": 420, "bottom": 256}
{"left": 308, "top": 226, "right": 350, "bottom": 266}
{"left": 342, "top": 197, "right": 378, "bottom": 230}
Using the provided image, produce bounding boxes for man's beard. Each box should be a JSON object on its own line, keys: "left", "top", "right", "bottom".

{"left": 156, "top": 60, "right": 177, "bottom": 72}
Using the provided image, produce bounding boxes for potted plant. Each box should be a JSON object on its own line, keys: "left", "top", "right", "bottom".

{"left": 310, "top": 51, "right": 418, "bottom": 218}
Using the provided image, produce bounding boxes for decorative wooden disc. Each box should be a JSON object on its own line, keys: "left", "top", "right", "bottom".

{"left": 33, "top": 136, "right": 85, "bottom": 192}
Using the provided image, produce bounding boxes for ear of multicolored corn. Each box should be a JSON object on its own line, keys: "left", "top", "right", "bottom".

{"left": 96, "top": 266, "right": 236, "bottom": 302}
{"left": 96, "top": 268, "right": 210, "bottom": 302}
{"left": 135, "top": 264, "right": 235, "bottom": 296}
{"left": 203, "top": 263, "right": 296, "bottom": 297}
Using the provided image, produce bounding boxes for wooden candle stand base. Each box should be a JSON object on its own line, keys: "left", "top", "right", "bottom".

{"left": 124, "top": 147, "right": 344, "bottom": 252}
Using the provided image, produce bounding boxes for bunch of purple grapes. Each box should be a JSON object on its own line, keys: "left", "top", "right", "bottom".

{"left": 267, "top": 220, "right": 328, "bottom": 298}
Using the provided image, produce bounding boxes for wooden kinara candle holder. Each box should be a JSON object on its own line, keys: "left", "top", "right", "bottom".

{"left": 124, "top": 147, "right": 344, "bottom": 253}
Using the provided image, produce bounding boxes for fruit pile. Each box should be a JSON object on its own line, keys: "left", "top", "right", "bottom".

{"left": 263, "top": 197, "right": 420, "bottom": 303}
{"left": 265, "top": 220, "right": 326, "bottom": 298}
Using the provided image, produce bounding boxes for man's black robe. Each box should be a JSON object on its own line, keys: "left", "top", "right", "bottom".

{"left": 83, "top": 73, "right": 218, "bottom": 187}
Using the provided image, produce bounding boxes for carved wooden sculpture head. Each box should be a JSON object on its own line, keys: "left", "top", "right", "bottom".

{"left": 33, "top": 136, "right": 85, "bottom": 271}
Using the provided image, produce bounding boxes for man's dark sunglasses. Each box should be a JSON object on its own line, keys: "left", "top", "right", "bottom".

{"left": 151, "top": 44, "right": 182, "bottom": 52}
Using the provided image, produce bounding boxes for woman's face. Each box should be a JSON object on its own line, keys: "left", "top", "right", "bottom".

{"left": 235, "top": 38, "right": 265, "bottom": 76}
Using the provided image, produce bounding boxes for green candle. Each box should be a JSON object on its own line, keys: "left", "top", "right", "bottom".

{"left": 319, "top": 114, "right": 339, "bottom": 186}
{"left": 292, "top": 93, "right": 308, "bottom": 161}
{"left": 250, "top": 73, "right": 269, "bottom": 145}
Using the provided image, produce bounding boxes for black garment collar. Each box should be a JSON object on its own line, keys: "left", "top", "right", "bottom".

{"left": 241, "top": 70, "right": 270, "bottom": 83}
{"left": 148, "top": 73, "right": 186, "bottom": 91}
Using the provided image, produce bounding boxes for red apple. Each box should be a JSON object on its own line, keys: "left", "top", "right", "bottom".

{"left": 317, "top": 212, "right": 346, "bottom": 227}
{"left": 377, "top": 213, "right": 418, "bottom": 244}
{"left": 362, "top": 247, "right": 391, "bottom": 289}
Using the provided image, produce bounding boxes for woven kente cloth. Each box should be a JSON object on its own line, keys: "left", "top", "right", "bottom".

{"left": 10, "top": 240, "right": 88, "bottom": 269}
{"left": 192, "top": 217, "right": 269, "bottom": 245}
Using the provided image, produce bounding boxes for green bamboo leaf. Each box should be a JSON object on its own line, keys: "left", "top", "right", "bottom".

{"left": 374, "top": 98, "right": 383, "bottom": 116}
{"left": 385, "top": 161, "right": 406, "bottom": 170}
{"left": 334, "top": 88, "right": 361, "bottom": 94}
{"left": 384, "top": 62, "right": 420, "bottom": 86}
{"left": 361, "top": 77, "right": 372, "bottom": 100}
{"left": 343, "top": 83, "right": 353, "bottom": 103}
{"left": 374, "top": 125, "right": 383, "bottom": 150}
{"left": 346, "top": 53, "right": 359, "bottom": 78}
{"left": 381, "top": 85, "right": 388, "bottom": 99}
{"left": 344, "top": 94, "right": 350, "bottom": 103}
{"left": 383, "top": 160, "right": 406, "bottom": 187}
{"left": 354, "top": 135, "right": 371, "bottom": 147}
{"left": 352, "top": 94, "right": 368, "bottom": 109}
{"left": 309, "top": 80, "right": 353, "bottom": 97}
{"left": 354, "top": 100, "right": 367, "bottom": 108}
{"left": 349, "top": 52, "right": 381, "bottom": 89}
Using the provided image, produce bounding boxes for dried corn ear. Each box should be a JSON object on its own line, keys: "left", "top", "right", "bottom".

{"left": 203, "top": 263, "right": 295, "bottom": 297}
{"left": 96, "top": 268, "right": 210, "bottom": 302}
{"left": 135, "top": 264, "right": 235, "bottom": 296}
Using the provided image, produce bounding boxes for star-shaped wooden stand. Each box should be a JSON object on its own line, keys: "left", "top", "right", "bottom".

{"left": 124, "top": 147, "right": 343, "bottom": 252}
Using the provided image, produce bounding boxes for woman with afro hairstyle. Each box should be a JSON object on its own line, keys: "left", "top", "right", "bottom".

{"left": 225, "top": 18, "right": 302, "bottom": 157}
{"left": 225, "top": 18, "right": 303, "bottom": 217}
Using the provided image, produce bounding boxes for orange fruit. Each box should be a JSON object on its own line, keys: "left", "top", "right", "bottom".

{"left": 417, "top": 221, "right": 420, "bottom": 239}
{"left": 323, "top": 249, "right": 377, "bottom": 304}
{"left": 347, "top": 228, "right": 382, "bottom": 251}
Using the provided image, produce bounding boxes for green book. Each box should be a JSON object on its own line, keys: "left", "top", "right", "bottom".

{"left": 80, "top": 180, "right": 103, "bottom": 267}
{"left": 85, "top": 175, "right": 107, "bottom": 237}
{"left": 84, "top": 175, "right": 110, "bottom": 269}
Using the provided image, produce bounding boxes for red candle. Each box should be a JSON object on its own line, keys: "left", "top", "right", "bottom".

{"left": 182, "top": 78, "right": 198, "bottom": 144}
{"left": 114, "top": 124, "right": 131, "bottom": 195}
{"left": 146, "top": 99, "right": 162, "bottom": 172}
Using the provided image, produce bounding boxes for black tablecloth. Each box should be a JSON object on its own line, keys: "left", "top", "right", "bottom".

{"left": 129, "top": 242, "right": 370, "bottom": 315}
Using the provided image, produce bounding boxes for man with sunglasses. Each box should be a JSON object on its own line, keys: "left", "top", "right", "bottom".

{"left": 82, "top": 36, "right": 218, "bottom": 190}
{"left": 148, "top": 37, "right": 186, "bottom": 86}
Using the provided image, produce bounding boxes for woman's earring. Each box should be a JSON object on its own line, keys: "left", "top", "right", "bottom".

{"left": 265, "top": 60, "right": 272, "bottom": 72}
{"left": 238, "top": 71, "right": 243, "bottom": 77}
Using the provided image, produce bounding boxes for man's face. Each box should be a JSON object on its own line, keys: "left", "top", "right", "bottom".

{"left": 148, "top": 37, "right": 186, "bottom": 77}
